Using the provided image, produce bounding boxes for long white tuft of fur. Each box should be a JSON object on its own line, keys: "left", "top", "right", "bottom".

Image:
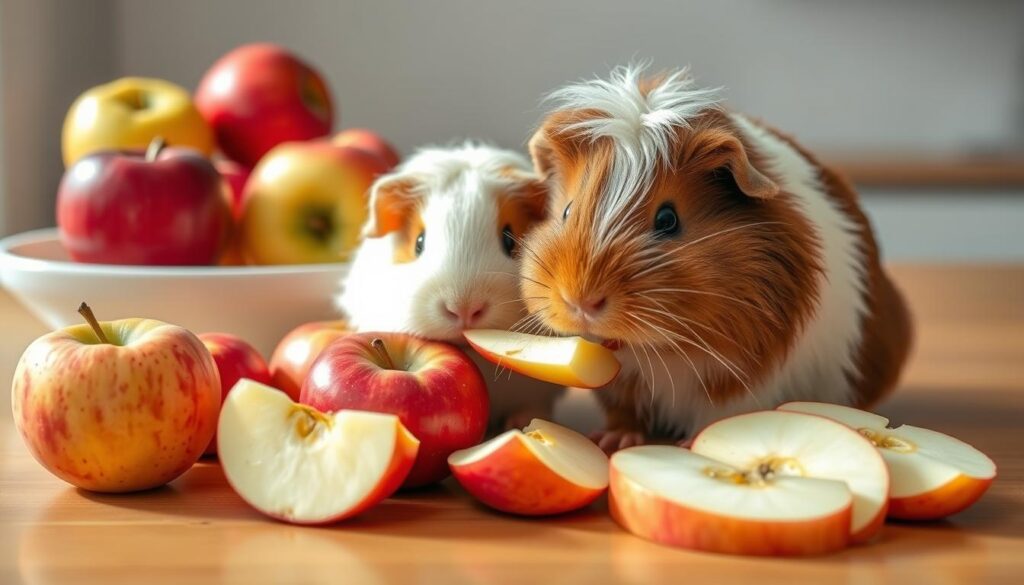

{"left": 544, "top": 63, "right": 722, "bottom": 245}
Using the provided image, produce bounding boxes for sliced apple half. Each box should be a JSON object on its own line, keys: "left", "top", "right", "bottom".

{"left": 463, "top": 329, "right": 620, "bottom": 388}
{"left": 610, "top": 445, "right": 854, "bottom": 556}
{"left": 691, "top": 410, "right": 890, "bottom": 544}
{"left": 218, "top": 379, "right": 419, "bottom": 525}
{"left": 448, "top": 419, "right": 609, "bottom": 516}
{"left": 778, "top": 401, "right": 996, "bottom": 520}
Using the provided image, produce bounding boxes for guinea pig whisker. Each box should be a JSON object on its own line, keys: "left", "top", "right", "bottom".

{"left": 639, "top": 298, "right": 762, "bottom": 366}
{"left": 675, "top": 221, "right": 786, "bottom": 253}
{"left": 633, "top": 317, "right": 711, "bottom": 408}
{"left": 635, "top": 301, "right": 750, "bottom": 381}
{"left": 511, "top": 233, "right": 558, "bottom": 281}
{"left": 518, "top": 274, "right": 552, "bottom": 291}
{"left": 642, "top": 288, "right": 775, "bottom": 321}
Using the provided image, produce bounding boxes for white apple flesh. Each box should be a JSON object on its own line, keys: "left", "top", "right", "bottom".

{"left": 448, "top": 419, "right": 609, "bottom": 516}
{"left": 463, "top": 329, "right": 620, "bottom": 388}
{"left": 778, "top": 402, "right": 996, "bottom": 520}
{"left": 218, "top": 379, "right": 419, "bottom": 525}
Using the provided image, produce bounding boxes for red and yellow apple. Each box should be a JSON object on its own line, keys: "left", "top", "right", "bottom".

{"left": 62, "top": 77, "right": 214, "bottom": 166}
{"left": 449, "top": 419, "right": 609, "bottom": 516}
{"left": 609, "top": 410, "right": 890, "bottom": 556}
{"left": 198, "top": 332, "right": 274, "bottom": 455}
{"left": 215, "top": 159, "right": 251, "bottom": 220}
{"left": 301, "top": 332, "right": 489, "bottom": 487}
{"left": 238, "top": 141, "right": 388, "bottom": 264}
{"left": 463, "top": 330, "right": 620, "bottom": 388}
{"left": 778, "top": 402, "right": 996, "bottom": 521}
{"left": 11, "top": 304, "right": 221, "bottom": 492}
{"left": 57, "top": 139, "right": 232, "bottom": 265}
{"left": 333, "top": 128, "right": 400, "bottom": 170}
{"left": 195, "top": 43, "right": 333, "bottom": 167}
{"left": 218, "top": 379, "right": 418, "bottom": 524}
{"left": 268, "top": 319, "right": 350, "bottom": 401}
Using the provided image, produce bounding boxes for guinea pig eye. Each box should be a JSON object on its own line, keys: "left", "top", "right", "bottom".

{"left": 414, "top": 230, "right": 425, "bottom": 257}
{"left": 653, "top": 203, "right": 682, "bottom": 239}
{"left": 501, "top": 224, "right": 517, "bottom": 257}
{"left": 562, "top": 201, "right": 572, "bottom": 222}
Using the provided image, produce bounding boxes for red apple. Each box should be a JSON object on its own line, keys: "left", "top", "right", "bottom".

{"left": 199, "top": 332, "right": 274, "bottom": 455}
{"left": 268, "top": 320, "right": 350, "bottom": 401}
{"left": 333, "top": 128, "right": 400, "bottom": 170}
{"left": 56, "top": 139, "right": 231, "bottom": 265}
{"left": 215, "top": 159, "right": 251, "bottom": 220}
{"left": 11, "top": 303, "right": 221, "bottom": 492}
{"left": 195, "top": 43, "right": 334, "bottom": 167}
{"left": 300, "top": 332, "right": 489, "bottom": 487}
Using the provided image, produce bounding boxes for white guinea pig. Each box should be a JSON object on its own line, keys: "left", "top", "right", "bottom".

{"left": 337, "top": 141, "right": 562, "bottom": 427}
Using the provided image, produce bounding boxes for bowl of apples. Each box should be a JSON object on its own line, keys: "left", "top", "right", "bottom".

{"left": 0, "top": 44, "right": 401, "bottom": 354}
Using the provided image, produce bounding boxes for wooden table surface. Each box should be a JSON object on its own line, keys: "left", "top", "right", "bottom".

{"left": 1, "top": 264, "right": 1022, "bottom": 584}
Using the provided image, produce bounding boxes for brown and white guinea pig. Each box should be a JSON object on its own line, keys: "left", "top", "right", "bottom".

{"left": 520, "top": 65, "right": 913, "bottom": 451}
{"left": 337, "top": 141, "right": 563, "bottom": 428}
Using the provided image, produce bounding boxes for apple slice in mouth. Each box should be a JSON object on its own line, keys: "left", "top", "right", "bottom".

{"left": 448, "top": 419, "right": 609, "bottom": 516}
{"left": 610, "top": 410, "right": 890, "bottom": 555}
{"left": 463, "top": 330, "right": 620, "bottom": 388}
{"left": 218, "top": 379, "right": 419, "bottom": 524}
{"left": 777, "top": 402, "right": 996, "bottom": 520}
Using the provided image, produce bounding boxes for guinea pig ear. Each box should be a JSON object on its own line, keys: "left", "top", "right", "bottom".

{"left": 528, "top": 128, "right": 558, "bottom": 181}
{"left": 363, "top": 173, "right": 423, "bottom": 238}
{"left": 500, "top": 167, "right": 550, "bottom": 222}
{"left": 689, "top": 129, "right": 780, "bottom": 200}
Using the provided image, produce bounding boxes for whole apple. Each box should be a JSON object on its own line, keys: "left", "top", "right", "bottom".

{"left": 11, "top": 304, "right": 221, "bottom": 492}
{"left": 198, "top": 332, "right": 274, "bottom": 455}
{"left": 195, "top": 43, "right": 334, "bottom": 167}
{"left": 57, "top": 139, "right": 232, "bottom": 265}
{"left": 268, "top": 320, "right": 350, "bottom": 401}
{"left": 301, "top": 332, "right": 489, "bottom": 487}
{"left": 62, "top": 77, "right": 214, "bottom": 166}
{"left": 239, "top": 141, "right": 388, "bottom": 264}
{"left": 333, "top": 129, "right": 400, "bottom": 171}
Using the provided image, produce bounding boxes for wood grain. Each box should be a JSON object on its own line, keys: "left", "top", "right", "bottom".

{"left": 1, "top": 264, "right": 1022, "bottom": 585}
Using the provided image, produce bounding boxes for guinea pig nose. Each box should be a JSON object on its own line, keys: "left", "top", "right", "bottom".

{"left": 442, "top": 300, "right": 489, "bottom": 328}
{"left": 581, "top": 296, "right": 607, "bottom": 315}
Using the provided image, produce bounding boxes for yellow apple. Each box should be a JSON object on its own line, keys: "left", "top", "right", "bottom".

{"left": 238, "top": 141, "right": 388, "bottom": 264}
{"left": 11, "top": 304, "right": 221, "bottom": 492}
{"left": 62, "top": 77, "right": 214, "bottom": 166}
{"left": 463, "top": 329, "right": 620, "bottom": 388}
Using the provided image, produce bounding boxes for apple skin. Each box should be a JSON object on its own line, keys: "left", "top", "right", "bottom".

{"left": 62, "top": 77, "right": 215, "bottom": 166}
{"left": 449, "top": 435, "right": 604, "bottom": 516}
{"left": 198, "top": 333, "right": 273, "bottom": 455}
{"left": 11, "top": 318, "right": 221, "bottom": 493}
{"left": 608, "top": 464, "right": 851, "bottom": 556}
{"left": 215, "top": 159, "right": 251, "bottom": 220}
{"left": 888, "top": 474, "right": 995, "bottom": 520}
{"left": 239, "top": 141, "right": 388, "bottom": 264}
{"left": 268, "top": 320, "right": 350, "bottom": 401}
{"left": 57, "top": 146, "right": 232, "bottom": 265}
{"left": 195, "top": 43, "right": 334, "bottom": 167}
{"left": 300, "top": 332, "right": 489, "bottom": 487}
{"left": 333, "top": 129, "right": 400, "bottom": 170}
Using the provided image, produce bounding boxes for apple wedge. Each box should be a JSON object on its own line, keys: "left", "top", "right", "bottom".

{"left": 463, "top": 330, "right": 620, "bottom": 388}
{"left": 448, "top": 419, "right": 609, "bottom": 516}
{"left": 609, "top": 410, "right": 890, "bottom": 555}
{"left": 778, "top": 402, "right": 996, "bottom": 520}
{"left": 218, "top": 379, "right": 419, "bottom": 524}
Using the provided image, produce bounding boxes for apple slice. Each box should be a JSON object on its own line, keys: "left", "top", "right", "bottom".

{"left": 463, "top": 329, "right": 620, "bottom": 388}
{"left": 448, "top": 419, "right": 609, "bottom": 516}
{"left": 218, "top": 379, "right": 419, "bottom": 524}
{"left": 778, "top": 402, "right": 996, "bottom": 520}
{"left": 691, "top": 410, "right": 889, "bottom": 544}
{"left": 609, "top": 410, "right": 890, "bottom": 555}
{"left": 610, "top": 446, "right": 854, "bottom": 556}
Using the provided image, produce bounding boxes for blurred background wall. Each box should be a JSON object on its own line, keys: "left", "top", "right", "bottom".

{"left": 2, "top": 0, "right": 1022, "bottom": 259}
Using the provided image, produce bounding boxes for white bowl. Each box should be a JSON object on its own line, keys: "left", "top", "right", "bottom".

{"left": 0, "top": 229, "right": 347, "bottom": 354}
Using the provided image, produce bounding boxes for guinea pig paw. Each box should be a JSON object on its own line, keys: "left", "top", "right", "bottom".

{"left": 590, "top": 429, "right": 647, "bottom": 453}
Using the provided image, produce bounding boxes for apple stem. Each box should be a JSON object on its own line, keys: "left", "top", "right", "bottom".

{"left": 145, "top": 136, "right": 167, "bottom": 162}
{"left": 371, "top": 338, "right": 397, "bottom": 370}
{"left": 77, "top": 302, "right": 110, "bottom": 344}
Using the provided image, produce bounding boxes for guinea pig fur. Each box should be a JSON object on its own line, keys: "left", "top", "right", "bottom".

{"left": 338, "top": 141, "right": 563, "bottom": 427}
{"left": 522, "top": 65, "right": 913, "bottom": 450}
